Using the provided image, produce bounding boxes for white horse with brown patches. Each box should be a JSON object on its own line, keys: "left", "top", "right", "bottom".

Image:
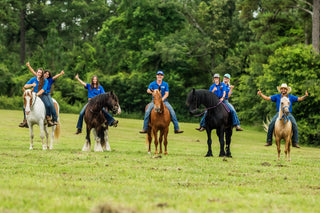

{"left": 23, "top": 88, "right": 60, "bottom": 150}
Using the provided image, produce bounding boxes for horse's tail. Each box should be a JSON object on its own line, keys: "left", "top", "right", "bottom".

{"left": 263, "top": 116, "right": 271, "bottom": 132}
{"left": 54, "top": 118, "right": 61, "bottom": 140}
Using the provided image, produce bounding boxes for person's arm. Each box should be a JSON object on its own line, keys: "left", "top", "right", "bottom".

{"left": 24, "top": 82, "right": 37, "bottom": 89}
{"left": 75, "top": 74, "right": 86, "bottom": 87}
{"left": 36, "top": 89, "right": 45, "bottom": 96}
{"left": 257, "top": 89, "right": 271, "bottom": 101}
{"left": 52, "top": 70, "right": 65, "bottom": 80}
{"left": 162, "top": 91, "right": 169, "bottom": 101}
{"left": 298, "top": 90, "right": 308, "bottom": 101}
{"left": 26, "top": 62, "right": 36, "bottom": 76}
{"left": 220, "top": 91, "right": 226, "bottom": 102}
{"left": 228, "top": 85, "right": 234, "bottom": 98}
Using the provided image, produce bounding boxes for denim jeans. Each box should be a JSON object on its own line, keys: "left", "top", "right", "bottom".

{"left": 142, "top": 101, "right": 180, "bottom": 131}
{"left": 267, "top": 113, "right": 299, "bottom": 144}
{"left": 76, "top": 102, "right": 116, "bottom": 130}
{"left": 200, "top": 111, "right": 207, "bottom": 127}
{"left": 223, "top": 100, "right": 240, "bottom": 126}
{"left": 39, "top": 94, "right": 51, "bottom": 117}
{"left": 47, "top": 94, "right": 57, "bottom": 122}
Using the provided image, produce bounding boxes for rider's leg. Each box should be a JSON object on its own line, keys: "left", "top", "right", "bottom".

{"left": 288, "top": 113, "right": 299, "bottom": 147}
{"left": 76, "top": 103, "right": 88, "bottom": 133}
{"left": 223, "top": 100, "right": 243, "bottom": 131}
{"left": 141, "top": 102, "right": 154, "bottom": 132}
{"left": 40, "top": 94, "right": 53, "bottom": 126}
{"left": 102, "top": 108, "right": 118, "bottom": 127}
{"left": 266, "top": 113, "right": 278, "bottom": 145}
{"left": 163, "top": 101, "right": 183, "bottom": 133}
{"left": 47, "top": 94, "right": 57, "bottom": 123}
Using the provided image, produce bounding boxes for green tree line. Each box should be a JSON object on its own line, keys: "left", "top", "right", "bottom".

{"left": 0, "top": 0, "right": 319, "bottom": 145}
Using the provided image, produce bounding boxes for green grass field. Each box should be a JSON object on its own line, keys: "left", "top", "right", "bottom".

{"left": 0, "top": 109, "right": 319, "bottom": 213}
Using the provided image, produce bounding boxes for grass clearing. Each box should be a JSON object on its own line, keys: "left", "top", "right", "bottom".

{"left": 0, "top": 109, "right": 319, "bottom": 212}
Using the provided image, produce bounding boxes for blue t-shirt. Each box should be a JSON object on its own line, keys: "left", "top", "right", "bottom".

{"left": 224, "top": 83, "right": 232, "bottom": 100}
{"left": 85, "top": 83, "right": 105, "bottom": 99}
{"left": 148, "top": 80, "right": 169, "bottom": 101}
{"left": 25, "top": 77, "right": 48, "bottom": 93}
{"left": 46, "top": 77, "right": 55, "bottom": 93}
{"left": 270, "top": 94, "right": 298, "bottom": 112}
{"left": 209, "top": 82, "right": 226, "bottom": 98}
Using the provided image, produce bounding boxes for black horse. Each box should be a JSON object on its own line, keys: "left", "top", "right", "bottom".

{"left": 186, "top": 89, "right": 233, "bottom": 157}
{"left": 82, "top": 92, "right": 120, "bottom": 152}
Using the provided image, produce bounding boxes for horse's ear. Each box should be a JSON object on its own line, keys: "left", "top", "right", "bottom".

{"left": 150, "top": 89, "right": 154, "bottom": 93}
{"left": 192, "top": 88, "right": 195, "bottom": 94}
{"left": 158, "top": 86, "right": 161, "bottom": 91}
{"left": 31, "top": 88, "right": 34, "bottom": 92}
{"left": 23, "top": 87, "right": 25, "bottom": 92}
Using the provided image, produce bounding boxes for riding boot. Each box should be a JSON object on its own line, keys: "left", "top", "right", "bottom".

{"left": 19, "top": 119, "right": 28, "bottom": 128}
{"left": 46, "top": 116, "right": 54, "bottom": 127}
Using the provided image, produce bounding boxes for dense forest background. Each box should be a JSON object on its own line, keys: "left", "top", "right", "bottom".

{"left": 1, "top": 0, "right": 319, "bottom": 145}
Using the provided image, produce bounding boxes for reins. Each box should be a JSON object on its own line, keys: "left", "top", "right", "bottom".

{"left": 195, "top": 100, "right": 228, "bottom": 117}
{"left": 280, "top": 105, "right": 290, "bottom": 124}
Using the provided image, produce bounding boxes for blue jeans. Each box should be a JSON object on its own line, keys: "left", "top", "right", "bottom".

{"left": 39, "top": 94, "right": 51, "bottom": 117}
{"left": 267, "top": 113, "right": 299, "bottom": 144}
{"left": 200, "top": 100, "right": 241, "bottom": 128}
{"left": 142, "top": 101, "right": 180, "bottom": 131}
{"left": 223, "top": 100, "right": 240, "bottom": 126}
{"left": 48, "top": 94, "right": 57, "bottom": 122}
{"left": 76, "top": 103, "right": 115, "bottom": 130}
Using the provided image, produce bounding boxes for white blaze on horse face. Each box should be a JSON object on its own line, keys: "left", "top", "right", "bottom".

{"left": 24, "top": 93, "right": 32, "bottom": 115}
{"left": 117, "top": 105, "right": 121, "bottom": 115}
{"left": 153, "top": 90, "right": 162, "bottom": 113}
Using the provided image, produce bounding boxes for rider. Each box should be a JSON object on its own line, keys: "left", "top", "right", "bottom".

{"left": 74, "top": 74, "right": 118, "bottom": 134}
{"left": 196, "top": 73, "right": 243, "bottom": 131}
{"left": 19, "top": 62, "right": 64, "bottom": 127}
{"left": 139, "top": 70, "right": 183, "bottom": 134}
{"left": 222, "top": 74, "right": 243, "bottom": 131}
{"left": 23, "top": 68, "right": 54, "bottom": 126}
{"left": 257, "top": 83, "right": 308, "bottom": 148}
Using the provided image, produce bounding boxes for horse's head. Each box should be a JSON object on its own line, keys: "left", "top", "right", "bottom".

{"left": 23, "top": 88, "right": 34, "bottom": 115}
{"left": 108, "top": 91, "right": 121, "bottom": 115}
{"left": 186, "top": 88, "right": 199, "bottom": 114}
{"left": 280, "top": 96, "right": 290, "bottom": 117}
{"left": 151, "top": 87, "right": 162, "bottom": 113}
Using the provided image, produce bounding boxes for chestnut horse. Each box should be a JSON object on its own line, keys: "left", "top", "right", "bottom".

{"left": 146, "top": 88, "right": 171, "bottom": 155}
{"left": 82, "top": 92, "right": 121, "bottom": 152}
{"left": 23, "top": 88, "right": 60, "bottom": 150}
{"left": 274, "top": 96, "right": 293, "bottom": 161}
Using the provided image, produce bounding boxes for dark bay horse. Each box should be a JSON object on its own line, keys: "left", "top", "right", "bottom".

{"left": 146, "top": 88, "right": 171, "bottom": 155}
{"left": 82, "top": 92, "right": 121, "bottom": 152}
{"left": 186, "top": 89, "right": 233, "bottom": 157}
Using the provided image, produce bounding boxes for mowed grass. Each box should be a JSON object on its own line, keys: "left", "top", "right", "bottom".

{"left": 0, "top": 109, "right": 319, "bottom": 213}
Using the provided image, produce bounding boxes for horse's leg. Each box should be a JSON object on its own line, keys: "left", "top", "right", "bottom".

{"left": 275, "top": 136, "right": 281, "bottom": 161}
{"left": 82, "top": 127, "right": 91, "bottom": 151}
{"left": 39, "top": 120, "right": 47, "bottom": 150}
{"left": 28, "top": 123, "right": 34, "bottom": 150}
{"left": 288, "top": 137, "right": 291, "bottom": 162}
{"left": 153, "top": 129, "right": 158, "bottom": 155}
{"left": 205, "top": 129, "right": 213, "bottom": 157}
{"left": 216, "top": 128, "right": 225, "bottom": 157}
{"left": 104, "top": 129, "right": 111, "bottom": 151}
{"left": 93, "top": 128, "right": 103, "bottom": 152}
{"left": 163, "top": 127, "right": 169, "bottom": 155}
{"left": 147, "top": 129, "right": 152, "bottom": 154}
{"left": 225, "top": 127, "right": 233, "bottom": 158}
{"left": 44, "top": 124, "right": 49, "bottom": 150}
{"left": 49, "top": 125, "right": 55, "bottom": 150}
{"left": 159, "top": 129, "right": 164, "bottom": 154}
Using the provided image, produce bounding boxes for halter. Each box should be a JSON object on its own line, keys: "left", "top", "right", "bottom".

{"left": 280, "top": 105, "right": 290, "bottom": 124}
{"left": 195, "top": 100, "right": 230, "bottom": 117}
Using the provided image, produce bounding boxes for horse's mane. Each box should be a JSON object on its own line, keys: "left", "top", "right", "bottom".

{"left": 187, "top": 89, "right": 220, "bottom": 108}
{"left": 88, "top": 92, "right": 118, "bottom": 112}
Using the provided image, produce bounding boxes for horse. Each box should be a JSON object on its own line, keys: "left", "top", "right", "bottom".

{"left": 274, "top": 96, "right": 293, "bottom": 161}
{"left": 146, "top": 87, "right": 171, "bottom": 155}
{"left": 186, "top": 89, "right": 233, "bottom": 157}
{"left": 23, "top": 88, "right": 60, "bottom": 150}
{"left": 82, "top": 92, "right": 121, "bottom": 152}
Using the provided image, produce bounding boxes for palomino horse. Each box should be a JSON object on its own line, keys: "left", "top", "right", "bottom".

{"left": 82, "top": 92, "right": 121, "bottom": 152}
{"left": 146, "top": 88, "right": 171, "bottom": 155}
{"left": 23, "top": 88, "right": 60, "bottom": 150}
{"left": 186, "top": 89, "right": 233, "bottom": 157}
{"left": 274, "top": 96, "right": 293, "bottom": 161}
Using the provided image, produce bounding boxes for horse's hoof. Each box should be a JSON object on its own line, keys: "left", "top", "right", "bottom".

{"left": 205, "top": 154, "right": 213, "bottom": 157}
{"left": 29, "top": 147, "right": 33, "bottom": 150}
{"left": 49, "top": 146, "right": 53, "bottom": 150}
